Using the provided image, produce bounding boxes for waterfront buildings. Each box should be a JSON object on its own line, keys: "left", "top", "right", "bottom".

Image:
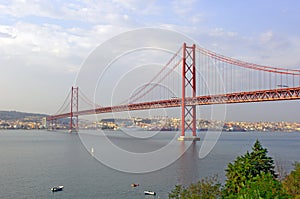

{"left": 1, "top": 116, "right": 300, "bottom": 132}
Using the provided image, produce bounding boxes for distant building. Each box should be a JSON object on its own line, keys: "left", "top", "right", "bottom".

{"left": 42, "top": 117, "right": 47, "bottom": 128}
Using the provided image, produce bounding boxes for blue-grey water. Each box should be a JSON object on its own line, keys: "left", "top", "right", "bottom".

{"left": 0, "top": 130, "right": 299, "bottom": 199}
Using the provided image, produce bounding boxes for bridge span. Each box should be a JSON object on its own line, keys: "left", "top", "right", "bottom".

{"left": 47, "top": 43, "right": 300, "bottom": 140}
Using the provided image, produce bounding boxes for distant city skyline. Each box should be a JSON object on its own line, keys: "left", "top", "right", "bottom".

{"left": 1, "top": 1, "right": 300, "bottom": 122}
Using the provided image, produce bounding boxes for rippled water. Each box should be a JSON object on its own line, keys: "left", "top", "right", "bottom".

{"left": 0, "top": 130, "right": 299, "bottom": 199}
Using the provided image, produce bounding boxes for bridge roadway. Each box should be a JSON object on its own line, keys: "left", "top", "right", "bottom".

{"left": 46, "top": 87, "right": 300, "bottom": 121}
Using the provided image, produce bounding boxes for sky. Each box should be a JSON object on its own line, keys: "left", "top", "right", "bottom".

{"left": 1, "top": 0, "right": 300, "bottom": 122}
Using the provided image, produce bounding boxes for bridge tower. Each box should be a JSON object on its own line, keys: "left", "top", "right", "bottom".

{"left": 70, "top": 86, "right": 79, "bottom": 132}
{"left": 178, "top": 43, "right": 200, "bottom": 141}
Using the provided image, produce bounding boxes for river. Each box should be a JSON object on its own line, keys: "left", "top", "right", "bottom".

{"left": 0, "top": 130, "right": 299, "bottom": 199}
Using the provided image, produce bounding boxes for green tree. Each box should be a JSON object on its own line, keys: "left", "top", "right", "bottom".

{"left": 169, "top": 140, "right": 291, "bottom": 198}
{"left": 282, "top": 162, "right": 300, "bottom": 198}
{"left": 223, "top": 140, "right": 278, "bottom": 196}
{"left": 250, "top": 139, "right": 277, "bottom": 178}
{"left": 169, "top": 175, "right": 222, "bottom": 199}
{"left": 226, "top": 172, "right": 289, "bottom": 199}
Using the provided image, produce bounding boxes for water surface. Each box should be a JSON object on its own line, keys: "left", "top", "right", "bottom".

{"left": 0, "top": 130, "right": 299, "bottom": 198}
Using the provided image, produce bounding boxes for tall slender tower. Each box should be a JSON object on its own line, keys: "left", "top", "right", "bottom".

{"left": 70, "top": 86, "right": 79, "bottom": 132}
{"left": 178, "top": 43, "right": 200, "bottom": 141}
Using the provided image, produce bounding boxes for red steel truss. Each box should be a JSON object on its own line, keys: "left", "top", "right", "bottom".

{"left": 46, "top": 87, "right": 300, "bottom": 121}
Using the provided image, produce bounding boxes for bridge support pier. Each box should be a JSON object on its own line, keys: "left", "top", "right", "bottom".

{"left": 178, "top": 135, "right": 200, "bottom": 141}
{"left": 178, "top": 43, "right": 200, "bottom": 141}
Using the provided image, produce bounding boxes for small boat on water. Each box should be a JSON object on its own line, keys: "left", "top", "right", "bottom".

{"left": 144, "top": 190, "right": 156, "bottom": 195}
{"left": 131, "top": 183, "right": 139, "bottom": 187}
{"left": 51, "top": 185, "right": 64, "bottom": 192}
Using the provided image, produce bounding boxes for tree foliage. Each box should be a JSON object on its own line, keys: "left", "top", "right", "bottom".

{"left": 282, "top": 162, "right": 300, "bottom": 198}
{"left": 169, "top": 139, "right": 292, "bottom": 198}
{"left": 250, "top": 139, "right": 277, "bottom": 177}
{"left": 223, "top": 139, "right": 278, "bottom": 196}
{"left": 224, "top": 172, "right": 289, "bottom": 199}
{"left": 168, "top": 175, "right": 222, "bottom": 199}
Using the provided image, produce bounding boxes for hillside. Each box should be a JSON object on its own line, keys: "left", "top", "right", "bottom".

{"left": 0, "top": 111, "right": 48, "bottom": 121}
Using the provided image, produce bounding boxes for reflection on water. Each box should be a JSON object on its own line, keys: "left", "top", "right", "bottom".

{"left": 177, "top": 141, "right": 200, "bottom": 185}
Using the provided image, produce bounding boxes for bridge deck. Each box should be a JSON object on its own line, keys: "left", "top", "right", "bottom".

{"left": 47, "top": 87, "right": 300, "bottom": 121}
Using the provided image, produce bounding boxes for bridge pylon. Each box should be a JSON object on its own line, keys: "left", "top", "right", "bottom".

{"left": 178, "top": 43, "right": 200, "bottom": 141}
{"left": 70, "top": 86, "right": 79, "bottom": 132}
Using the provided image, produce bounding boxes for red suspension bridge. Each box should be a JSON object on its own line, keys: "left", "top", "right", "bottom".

{"left": 46, "top": 43, "right": 300, "bottom": 140}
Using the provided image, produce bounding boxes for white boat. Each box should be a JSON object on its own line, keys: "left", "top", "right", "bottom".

{"left": 144, "top": 190, "right": 156, "bottom": 195}
{"left": 51, "top": 185, "right": 64, "bottom": 192}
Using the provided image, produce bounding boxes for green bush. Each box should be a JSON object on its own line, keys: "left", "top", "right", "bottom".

{"left": 224, "top": 172, "right": 289, "bottom": 199}
{"left": 282, "top": 162, "right": 300, "bottom": 198}
{"left": 169, "top": 140, "right": 291, "bottom": 198}
{"left": 168, "top": 175, "right": 222, "bottom": 199}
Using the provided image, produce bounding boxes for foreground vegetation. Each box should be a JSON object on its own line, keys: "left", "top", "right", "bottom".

{"left": 169, "top": 140, "right": 300, "bottom": 199}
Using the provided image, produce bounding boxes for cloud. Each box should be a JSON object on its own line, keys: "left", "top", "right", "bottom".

{"left": 0, "top": 22, "right": 77, "bottom": 72}
{"left": 260, "top": 30, "right": 273, "bottom": 43}
{"left": 0, "top": 20, "right": 134, "bottom": 76}
{"left": 0, "top": 0, "right": 300, "bottom": 116}
{"left": 112, "top": 0, "right": 161, "bottom": 15}
{"left": 209, "top": 27, "right": 224, "bottom": 37}
{"left": 207, "top": 28, "right": 239, "bottom": 38}
{"left": 0, "top": 25, "right": 17, "bottom": 38}
{"left": 227, "top": 31, "right": 238, "bottom": 37}
{"left": 0, "top": 32, "right": 15, "bottom": 38}
{"left": 185, "top": 26, "right": 300, "bottom": 69}
{"left": 0, "top": 0, "right": 136, "bottom": 26}
{"left": 172, "top": 0, "right": 196, "bottom": 17}
{"left": 0, "top": 0, "right": 59, "bottom": 18}
{"left": 0, "top": 1, "right": 170, "bottom": 77}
